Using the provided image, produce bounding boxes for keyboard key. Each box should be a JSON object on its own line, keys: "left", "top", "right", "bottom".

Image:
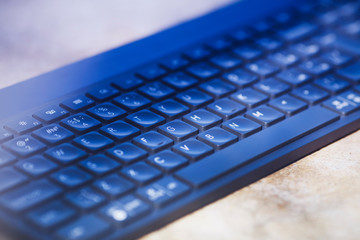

{"left": 186, "top": 62, "right": 220, "bottom": 79}
{"left": 315, "top": 33, "right": 360, "bottom": 55}
{"left": 138, "top": 81, "right": 175, "bottom": 100}
{"left": 160, "top": 55, "right": 189, "bottom": 70}
{"left": 16, "top": 156, "right": 57, "bottom": 177}
{"left": 183, "top": 109, "right": 222, "bottom": 131}
{"left": 228, "top": 28, "right": 252, "bottom": 42}
{"left": 80, "top": 154, "right": 120, "bottom": 175}
{"left": 222, "top": 69, "right": 258, "bottom": 88}
{"left": 87, "top": 85, "right": 119, "bottom": 101}
{"left": 137, "top": 64, "right": 167, "bottom": 81}
{"left": 246, "top": 60, "right": 280, "bottom": 78}
{"left": 126, "top": 110, "right": 165, "bottom": 131}
{"left": 158, "top": 120, "right": 198, "bottom": 141}
{"left": 252, "top": 19, "right": 275, "bottom": 33}
{"left": 245, "top": 106, "right": 285, "bottom": 127}
{"left": 339, "top": 90, "right": 360, "bottom": 105}
{"left": 87, "top": 103, "right": 126, "bottom": 122}
{"left": 33, "top": 105, "right": 69, "bottom": 124}
{"left": 3, "top": 136, "right": 46, "bottom": 158}
{"left": 60, "top": 95, "right": 95, "bottom": 112}
{"left": 172, "top": 139, "right": 213, "bottom": 161}
{"left": 0, "top": 167, "right": 27, "bottom": 193}
{"left": 61, "top": 114, "right": 101, "bottom": 134}
{"left": 0, "top": 150, "right": 16, "bottom": 167}
{"left": 230, "top": 89, "right": 269, "bottom": 108}
{"left": 253, "top": 78, "right": 290, "bottom": 98}
{"left": 73, "top": 132, "right": 113, "bottom": 152}
{"left": 56, "top": 215, "right": 110, "bottom": 240}
{"left": 100, "top": 120, "right": 140, "bottom": 142}
{"left": 147, "top": 150, "right": 188, "bottom": 172}
{"left": 112, "top": 74, "right": 143, "bottom": 91}
{"left": 113, "top": 92, "right": 151, "bottom": 111}
{"left": 278, "top": 22, "right": 317, "bottom": 41}
{"left": 222, "top": 117, "right": 262, "bottom": 138}
{"left": 51, "top": 167, "right": 92, "bottom": 188}
{"left": 276, "top": 68, "right": 311, "bottom": 87}
{"left": 93, "top": 174, "right": 135, "bottom": 197}
{"left": 121, "top": 162, "right": 162, "bottom": 185}
{"left": 269, "top": 95, "right": 308, "bottom": 116}
{"left": 291, "top": 41, "right": 320, "bottom": 57}
{"left": 268, "top": 50, "right": 299, "bottom": 67}
{"left": 207, "top": 99, "right": 245, "bottom": 120}
{"left": 292, "top": 85, "right": 329, "bottom": 105}
{"left": 209, "top": 53, "right": 242, "bottom": 70}
{"left": 197, "top": 127, "right": 237, "bottom": 150}
{"left": 65, "top": 187, "right": 105, "bottom": 210}
{"left": 0, "top": 179, "right": 62, "bottom": 212}
{"left": 337, "top": 62, "right": 360, "bottom": 84}
{"left": 314, "top": 75, "right": 350, "bottom": 94}
{"left": 321, "top": 49, "right": 352, "bottom": 67}
{"left": 176, "top": 106, "right": 339, "bottom": 187}
{"left": 199, "top": 79, "right": 236, "bottom": 98}
{"left": 176, "top": 89, "right": 213, "bottom": 109}
{"left": 162, "top": 72, "right": 198, "bottom": 90}
{"left": 206, "top": 36, "right": 233, "bottom": 50}
{"left": 299, "top": 59, "right": 331, "bottom": 76}
{"left": 133, "top": 131, "right": 173, "bottom": 153}
{"left": 4, "top": 116, "right": 42, "bottom": 135}
{"left": 32, "top": 124, "right": 74, "bottom": 145}
{"left": 183, "top": 46, "right": 211, "bottom": 60}
{"left": 45, "top": 143, "right": 86, "bottom": 165}
{"left": 106, "top": 143, "right": 147, "bottom": 164}
{"left": 137, "top": 177, "right": 190, "bottom": 207}
{"left": 100, "top": 195, "right": 150, "bottom": 226}
{"left": 255, "top": 37, "right": 283, "bottom": 51}
{"left": 322, "top": 96, "right": 359, "bottom": 115}
{"left": 0, "top": 129, "right": 13, "bottom": 144}
{"left": 27, "top": 201, "right": 75, "bottom": 229}
{"left": 232, "top": 45, "right": 263, "bottom": 61}
{"left": 151, "top": 99, "right": 189, "bottom": 120}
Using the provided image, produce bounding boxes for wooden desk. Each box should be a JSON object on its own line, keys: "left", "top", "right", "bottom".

{"left": 1, "top": 1, "right": 359, "bottom": 239}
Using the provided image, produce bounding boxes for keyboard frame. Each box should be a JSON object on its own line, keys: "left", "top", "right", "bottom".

{"left": 1, "top": 0, "right": 360, "bottom": 239}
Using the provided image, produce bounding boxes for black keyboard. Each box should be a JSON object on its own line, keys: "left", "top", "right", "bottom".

{"left": 0, "top": 0, "right": 360, "bottom": 239}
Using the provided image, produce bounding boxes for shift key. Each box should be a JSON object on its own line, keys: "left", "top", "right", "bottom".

{"left": 176, "top": 106, "right": 339, "bottom": 187}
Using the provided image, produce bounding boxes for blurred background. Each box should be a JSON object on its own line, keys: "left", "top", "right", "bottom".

{"left": 0, "top": 0, "right": 233, "bottom": 89}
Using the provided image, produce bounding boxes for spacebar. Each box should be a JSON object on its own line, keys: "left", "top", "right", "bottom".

{"left": 175, "top": 106, "right": 339, "bottom": 187}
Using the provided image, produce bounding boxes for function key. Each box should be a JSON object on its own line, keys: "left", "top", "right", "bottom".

{"left": 222, "top": 117, "right": 262, "bottom": 138}
{"left": 209, "top": 53, "right": 242, "bottom": 70}
{"left": 3, "top": 135, "right": 46, "bottom": 158}
{"left": 51, "top": 166, "right": 92, "bottom": 188}
{"left": 199, "top": 79, "right": 236, "bottom": 98}
{"left": 160, "top": 55, "right": 189, "bottom": 70}
{"left": 137, "top": 177, "right": 190, "bottom": 207}
{"left": 27, "top": 201, "right": 75, "bottom": 229}
{"left": 4, "top": 116, "right": 42, "bottom": 135}
{"left": 176, "top": 89, "right": 213, "bottom": 110}
{"left": 61, "top": 114, "right": 101, "bottom": 134}
{"left": 255, "top": 37, "right": 283, "bottom": 52}
{"left": 0, "top": 167, "right": 27, "bottom": 193}
{"left": 100, "top": 120, "right": 140, "bottom": 142}
{"left": 106, "top": 143, "right": 147, "bottom": 164}
{"left": 292, "top": 85, "right": 329, "bottom": 105}
{"left": 16, "top": 156, "right": 57, "bottom": 177}
{"left": 253, "top": 78, "right": 290, "bottom": 98}
{"left": 206, "top": 36, "right": 233, "bottom": 51}
{"left": 0, "top": 150, "right": 16, "bottom": 167}
{"left": 137, "top": 64, "right": 167, "bottom": 81}
{"left": 65, "top": 187, "right": 105, "bottom": 210}
{"left": 60, "top": 95, "right": 95, "bottom": 112}
{"left": 147, "top": 150, "right": 188, "bottom": 172}
{"left": 93, "top": 174, "right": 135, "bottom": 197}
{"left": 276, "top": 68, "right": 311, "bottom": 87}
{"left": 207, "top": 99, "right": 245, "bottom": 120}
{"left": 251, "top": 19, "right": 275, "bottom": 33}
{"left": 87, "top": 102, "right": 126, "bottom": 122}
{"left": 269, "top": 95, "right": 307, "bottom": 116}
{"left": 172, "top": 139, "right": 213, "bottom": 161}
{"left": 314, "top": 75, "right": 350, "bottom": 94}
{"left": 33, "top": 105, "right": 69, "bottom": 124}
{"left": 126, "top": 110, "right": 165, "bottom": 131}
{"left": 151, "top": 99, "right": 189, "bottom": 120}
{"left": 73, "top": 132, "right": 113, "bottom": 152}
{"left": 121, "top": 162, "right": 162, "bottom": 185}
{"left": 87, "top": 84, "right": 120, "bottom": 101}
{"left": 56, "top": 215, "right": 110, "bottom": 240}
{"left": 32, "top": 124, "right": 74, "bottom": 145}
{"left": 162, "top": 72, "right": 198, "bottom": 90}
{"left": 80, "top": 154, "right": 120, "bottom": 175}
{"left": 278, "top": 22, "right": 317, "bottom": 42}
{"left": 197, "top": 127, "right": 237, "bottom": 150}
{"left": 268, "top": 50, "right": 299, "bottom": 67}
{"left": 138, "top": 81, "right": 175, "bottom": 101}
{"left": 322, "top": 96, "right": 359, "bottom": 115}
{"left": 100, "top": 195, "right": 150, "bottom": 226}
{"left": 158, "top": 120, "right": 198, "bottom": 142}
{"left": 228, "top": 28, "right": 252, "bottom": 42}
{"left": 0, "top": 129, "right": 13, "bottom": 144}
{"left": 232, "top": 45, "right": 263, "bottom": 61}
{"left": 45, "top": 143, "right": 86, "bottom": 165}
{"left": 246, "top": 60, "right": 280, "bottom": 78}
{"left": 230, "top": 89, "right": 269, "bottom": 108}
{"left": 112, "top": 74, "right": 143, "bottom": 91}
{"left": 183, "top": 45, "right": 212, "bottom": 60}
{"left": 183, "top": 109, "right": 222, "bottom": 131}
{"left": 133, "top": 131, "right": 173, "bottom": 153}
{"left": 245, "top": 106, "right": 285, "bottom": 127}
{"left": 113, "top": 92, "right": 151, "bottom": 112}
{"left": 186, "top": 62, "right": 220, "bottom": 80}
{"left": 222, "top": 69, "right": 258, "bottom": 88}
{"left": 336, "top": 62, "right": 360, "bottom": 84}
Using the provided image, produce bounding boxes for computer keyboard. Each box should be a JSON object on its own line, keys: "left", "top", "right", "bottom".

{"left": 0, "top": 0, "right": 360, "bottom": 239}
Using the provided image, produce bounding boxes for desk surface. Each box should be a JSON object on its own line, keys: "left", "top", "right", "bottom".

{"left": 1, "top": 1, "right": 359, "bottom": 240}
